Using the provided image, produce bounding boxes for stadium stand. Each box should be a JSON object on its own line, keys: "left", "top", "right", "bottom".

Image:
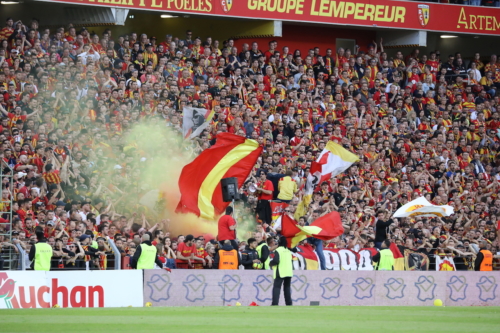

{"left": 0, "top": 16, "right": 499, "bottom": 273}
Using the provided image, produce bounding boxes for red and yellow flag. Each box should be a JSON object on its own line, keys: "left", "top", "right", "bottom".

{"left": 294, "top": 243, "right": 320, "bottom": 270}
{"left": 270, "top": 201, "right": 289, "bottom": 222}
{"left": 281, "top": 212, "right": 344, "bottom": 248}
{"left": 175, "top": 133, "right": 262, "bottom": 220}
{"left": 389, "top": 242, "right": 405, "bottom": 271}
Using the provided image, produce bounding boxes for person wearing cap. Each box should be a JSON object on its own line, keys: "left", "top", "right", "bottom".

{"left": 143, "top": 43, "right": 157, "bottom": 68}
{"left": 75, "top": 234, "right": 102, "bottom": 269}
{"left": 8, "top": 48, "right": 19, "bottom": 63}
{"left": 29, "top": 227, "right": 53, "bottom": 271}
{"left": 475, "top": 240, "right": 493, "bottom": 271}
{"left": 214, "top": 239, "right": 240, "bottom": 270}
{"left": 130, "top": 233, "right": 166, "bottom": 270}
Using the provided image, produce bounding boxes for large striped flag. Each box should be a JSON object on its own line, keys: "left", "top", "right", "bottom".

{"left": 393, "top": 196, "right": 454, "bottom": 218}
{"left": 175, "top": 133, "right": 262, "bottom": 220}
{"left": 294, "top": 142, "right": 358, "bottom": 220}
{"left": 281, "top": 211, "right": 344, "bottom": 248}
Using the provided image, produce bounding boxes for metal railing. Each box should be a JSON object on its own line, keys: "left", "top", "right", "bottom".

{"left": 11, "top": 238, "right": 122, "bottom": 271}
{"left": 15, "top": 243, "right": 27, "bottom": 271}
{"left": 0, "top": 160, "right": 14, "bottom": 270}
{"left": 107, "top": 238, "right": 121, "bottom": 270}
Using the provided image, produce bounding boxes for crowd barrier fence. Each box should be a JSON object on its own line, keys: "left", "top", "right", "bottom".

{"left": 1, "top": 270, "right": 498, "bottom": 309}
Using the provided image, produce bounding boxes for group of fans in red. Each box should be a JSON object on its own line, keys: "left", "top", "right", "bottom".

{"left": 0, "top": 16, "right": 499, "bottom": 271}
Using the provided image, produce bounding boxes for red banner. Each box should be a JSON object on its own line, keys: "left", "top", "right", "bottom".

{"left": 37, "top": 0, "right": 500, "bottom": 36}
{"left": 270, "top": 201, "right": 288, "bottom": 221}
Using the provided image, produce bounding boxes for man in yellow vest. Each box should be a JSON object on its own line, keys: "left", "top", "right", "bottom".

{"left": 29, "top": 228, "right": 53, "bottom": 271}
{"left": 475, "top": 241, "right": 493, "bottom": 271}
{"left": 214, "top": 240, "right": 240, "bottom": 269}
{"left": 372, "top": 240, "right": 394, "bottom": 271}
{"left": 256, "top": 233, "right": 274, "bottom": 270}
{"left": 131, "top": 234, "right": 165, "bottom": 270}
{"left": 269, "top": 236, "right": 293, "bottom": 306}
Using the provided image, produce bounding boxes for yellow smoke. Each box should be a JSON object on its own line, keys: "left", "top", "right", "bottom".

{"left": 123, "top": 122, "right": 218, "bottom": 238}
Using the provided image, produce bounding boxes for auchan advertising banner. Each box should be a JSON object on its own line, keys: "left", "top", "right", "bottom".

{"left": 0, "top": 271, "right": 143, "bottom": 309}
{"left": 37, "top": 0, "right": 500, "bottom": 36}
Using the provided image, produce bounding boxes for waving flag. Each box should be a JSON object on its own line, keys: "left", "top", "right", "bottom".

{"left": 316, "top": 141, "right": 360, "bottom": 184}
{"left": 294, "top": 142, "right": 358, "bottom": 220}
{"left": 176, "top": 133, "right": 262, "bottom": 220}
{"left": 281, "top": 211, "right": 344, "bottom": 248}
{"left": 393, "top": 196, "right": 454, "bottom": 218}
{"left": 182, "top": 107, "right": 214, "bottom": 139}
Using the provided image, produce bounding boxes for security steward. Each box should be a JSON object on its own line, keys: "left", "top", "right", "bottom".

{"left": 131, "top": 234, "right": 165, "bottom": 270}
{"left": 214, "top": 240, "right": 240, "bottom": 269}
{"left": 29, "top": 227, "right": 53, "bottom": 271}
{"left": 256, "top": 233, "right": 274, "bottom": 270}
{"left": 475, "top": 240, "right": 493, "bottom": 271}
{"left": 241, "top": 237, "right": 261, "bottom": 269}
{"left": 372, "top": 239, "right": 394, "bottom": 271}
{"left": 270, "top": 236, "right": 294, "bottom": 306}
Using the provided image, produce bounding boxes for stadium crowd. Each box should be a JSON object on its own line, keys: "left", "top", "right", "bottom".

{"left": 0, "top": 16, "right": 499, "bottom": 272}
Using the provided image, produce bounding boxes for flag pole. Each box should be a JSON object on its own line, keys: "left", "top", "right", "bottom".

{"left": 232, "top": 198, "right": 237, "bottom": 239}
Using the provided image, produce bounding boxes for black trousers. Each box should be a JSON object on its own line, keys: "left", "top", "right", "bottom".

{"left": 257, "top": 199, "right": 272, "bottom": 224}
{"left": 272, "top": 276, "right": 292, "bottom": 306}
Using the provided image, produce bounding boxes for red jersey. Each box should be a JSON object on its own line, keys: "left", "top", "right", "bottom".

{"left": 218, "top": 214, "right": 236, "bottom": 241}
{"left": 7, "top": 113, "right": 27, "bottom": 127}
{"left": 178, "top": 77, "right": 194, "bottom": 88}
{"left": 194, "top": 247, "right": 208, "bottom": 269}
{"left": 42, "top": 170, "right": 61, "bottom": 184}
{"left": 425, "top": 60, "right": 440, "bottom": 74}
{"left": 176, "top": 242, "right": 196, "bottom": 264}
{"left": 258, "top": 179, "right": 274, "bottom": 201}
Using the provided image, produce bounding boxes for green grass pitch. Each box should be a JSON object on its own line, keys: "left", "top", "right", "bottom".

{"left": 1, "top": 306, "right": 499, "bottom": 332}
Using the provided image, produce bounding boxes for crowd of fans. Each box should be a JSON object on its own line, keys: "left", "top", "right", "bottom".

{"left": 0, "top": 15, "right": 499, "bottom": 272}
